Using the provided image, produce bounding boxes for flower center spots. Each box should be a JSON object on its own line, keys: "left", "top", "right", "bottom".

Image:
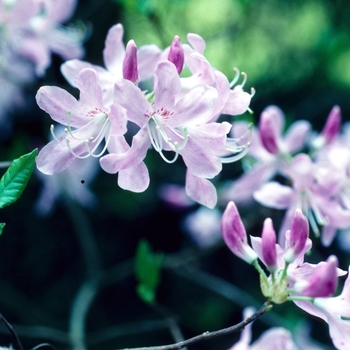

{"left": 145, "top": 109, "right": 188, "bottom": 164}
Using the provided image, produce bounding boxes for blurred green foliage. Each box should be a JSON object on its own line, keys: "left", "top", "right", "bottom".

{"left": 135, "top": 239, "right": 163, "bottom": 304}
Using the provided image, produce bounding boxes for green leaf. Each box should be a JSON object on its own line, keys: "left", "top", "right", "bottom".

{"left": 135, "top": 239, "right": 163, "bottom": 304}
{"left": 0, "top": 149, "right": 38, "bottom": 209}
{"left": 0, "top": 223, "right": 5, "bottom": 235}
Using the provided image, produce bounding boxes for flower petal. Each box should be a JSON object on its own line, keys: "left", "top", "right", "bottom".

{"left": 114, "top": 80, "right": 151, "bottom": 127}
{"left": 103, "top": 24, "right": 125, "bottom": 77}
{"left": 253, "top": 182, "right": 294, "bottom": 209}
{"left": 185, "top": 171, "right": 217, "bottom": 208}
{"left": 36, "top": 86, "right": 88, "bottom": 127}
{"left": 153, "top": 61, "right": 181, "bottom": 111}
{"left": 118, "top": 162, "right": 150, "bottom": 192}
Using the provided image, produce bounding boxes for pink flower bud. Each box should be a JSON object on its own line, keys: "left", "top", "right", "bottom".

{"left": 261, "top": 218, "right": 277, "bottom": 270}
{"left": 122, "top": 40, "right": 138, "bottom": 83}
{"left": 295, "top": 255, "right": 338, "bottom": 298}
{"left": 321, "top": 105, "right": 341, "bottom": 144}
{"left": 221, "top": 201, "right": 258, "bottom": 264}
{"left": 259, "top": 110, "right": 279, "bottom": 154}
{"left": 284, "top": 209, "right": 309, "bottom": 263}
{"left": 167, "top": 35, "right": 184, "bottom": 75}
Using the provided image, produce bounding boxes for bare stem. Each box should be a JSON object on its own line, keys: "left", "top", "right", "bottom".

{"left": 114, "top": 302, "right": 272, "bottom": 350}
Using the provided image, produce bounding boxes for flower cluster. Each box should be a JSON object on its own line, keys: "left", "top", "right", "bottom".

{"left": 36, "top": 23, "right": 253, "bottom": 207}
{"left": 0, "top": 0, "right": 84, "bottom": 119}
{"left": 222, "top": 201, "right": 350, "bottom": 350}
{"left": 222, "top": 105, "right": 350, "bottom": 246}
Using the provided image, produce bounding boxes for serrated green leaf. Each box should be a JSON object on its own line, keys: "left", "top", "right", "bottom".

{"left": 135, "top": 239, "right": 163, "bottom": 304}
{"left": 0, "top": 223, "right": 5, "bottom": 235}
{"left": 0, "top": 149, "right": 38, "bottom": 208}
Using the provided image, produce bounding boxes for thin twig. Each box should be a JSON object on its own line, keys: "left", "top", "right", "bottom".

{"left": 114, "top": 302, "right": 272, "bottom": 350}
{"left": 0, "top": 313, "right": 24, "bottom": 350}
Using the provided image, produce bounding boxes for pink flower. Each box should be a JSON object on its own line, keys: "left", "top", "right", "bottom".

{"left": 221, "top": 106, "right": 311, "bottom": 206}
{"left": 1, "top": 0, "right": 85, "bottom": 76}
{"left": 36, "top": 68, "right": 127, "bottom": 174}
{"left": 100, "top": 60, "right": 240, "bottom": 204}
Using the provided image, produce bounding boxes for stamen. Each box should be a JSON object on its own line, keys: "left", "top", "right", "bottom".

{"left": 51, "top": 108, "right": 111, "bottom": 159}
{"left": 221, "top": 124, "right": 252, "bottom": 163}
{"left": 146, "top": 116, "right": 189, "bottom": 164}
{"left": 241, "top": 72, "right": 247, "bottom": 88}
{"left": 229, "top": 67, "right": 240, "bottom": 88}
{"left": 157, "top": 149, "right": 179, "bottom": 164}
{"left": 250, "top": 87, "right": 256, "bottom": 98}
{"left": 308, "top": 193, "right": 329, "bottom": 227}
{"left": 50, "top": 124, "right": 66, "bottom": 145}
{"left": 307, "top": 206, "right": 320, "bottom": 237}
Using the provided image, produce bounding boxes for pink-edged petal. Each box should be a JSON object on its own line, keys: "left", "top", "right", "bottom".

{"left": 182, "top": 45, "right": 215, "bottom": 87}
{"left": 153, "top": 61, "right": 181, "bottom": 110}
{"left": 207, "top": 70, "right": 231, "bottom": 122}
{"left": 114, "top": 80, "right": 151, "bottom": 127}
{"left": 36, "top": 138, "right": 86, "bottom": 175}
{"left": 3, "top": 0, "right": 39, "bottom": 28}
{"left": 321, "top": 225, "right": 337, "bottom": 247}
{"left": 220, "top": 162, "right": 278, "bottom": 206}
{"left": 185, "top": 171, "right": 217, "bottom": 208}
{"left": 285, "top": 153, "right": 314, "bottom": 190}
{"left": 318, "top": 267, "right": 350, "bottom": 316}
{"left": 61, "top": 59, "right": 114, "bottom": 87}
{"left": 221, "top": 86, "right": 251, "bottom": 116}
{"left": 18, "top": 36, "right": 50, "bottom": 76}
{"left": 250, "top": 328, "right": 297, "bottom": 350}
{"left": 100, "top": 129, "right": 150, "bottom": 173}
{"left": 253, "top": 182, "right": 295, "bottom": 209}
{"left": 324, "top": 311, "right": 350, "bottom": 350}
{"left": 170, "top": 85, "right": 218, "bottom": 126}
{"left": 316, "top": 195, "right": 350, "bottom": 229}
{"left": 180, "top": 137, "right": 222, "bottom": 178}
{"left": 137, "top": 44, "right": 162, "bottom": 81}
{"left": 118, "top": 161, "right": 150, "bottom": 192}
{"left": 108, "top": 104, "right": 127, "bottom": 136}
{"left": 46, "top": 26, "right": 84, "bottom": 60}
{"left": 103, "top": 24, "right": 125, "bottom": 77}
{"left": 45, "top": 0, "right": 77, "bottom": 23}
{"left": 74, "top": 69, "right": 105, "bottom": 110}
{"left": 36, "top": 86, "right": 88, "bottom": 127}
{"left": 283, "top": 120, "right": 311, "bottom": 154}
{"left": 187, "top": 122, "right": 231, "bottom": 152}
{"left": 187, "top": 33, "right": 206, "bottom": 54}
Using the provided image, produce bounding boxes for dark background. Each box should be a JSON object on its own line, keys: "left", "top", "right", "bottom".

{"left": 0, "top": 0, "right": 349, "bottom": 348}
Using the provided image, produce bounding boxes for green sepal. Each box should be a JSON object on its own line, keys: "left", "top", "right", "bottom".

{"left": 0, "top": 149, "right": 38, "bottom": 208}
{"left": 0, "top": 223, "right": 5, "bottom": 235}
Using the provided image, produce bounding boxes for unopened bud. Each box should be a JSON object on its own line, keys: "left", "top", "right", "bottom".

{"left": 284, "top": 209, "right": 309, "bottom": 263}
{"left": 261, "top": 218, "right": 277, "bottom": 271}
{"left": 122, "top": 40, "right": 138, "bottom": 83}
{"left": 221, "top": 201, "right": 258, "bottom": 264}
{"left": 259, "top": 110, "right": 279, "bottom": 154}
{"left": 168, "top": 35, "right": 184, "bottom": 75}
